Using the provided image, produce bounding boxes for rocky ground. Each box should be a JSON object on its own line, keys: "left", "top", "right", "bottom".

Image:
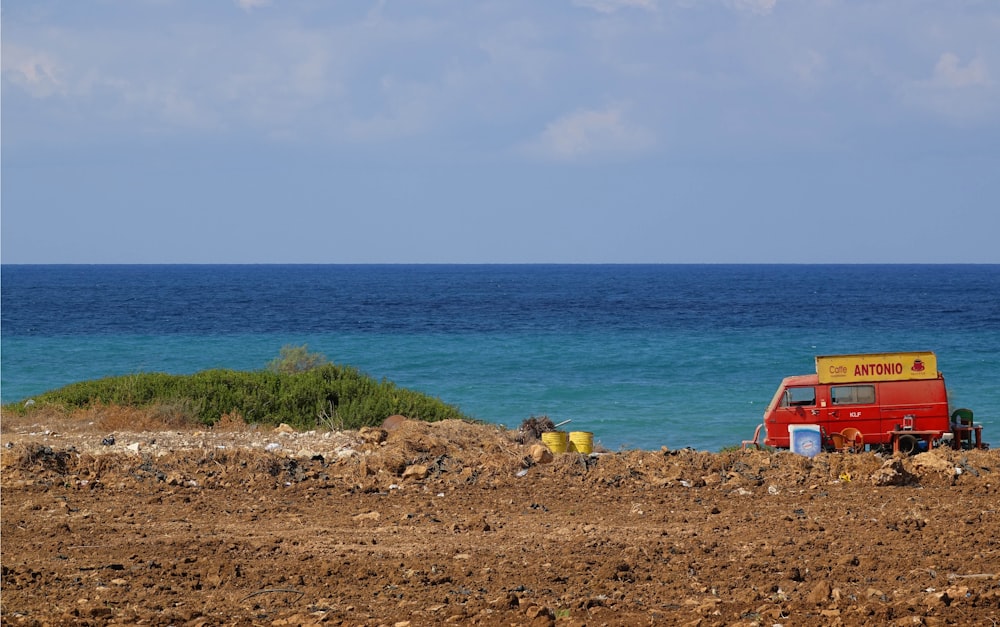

{"left": 2, "top": 408, "right": 999, "bottom": 626}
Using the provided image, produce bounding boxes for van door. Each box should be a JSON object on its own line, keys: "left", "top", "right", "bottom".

{"left": 768, "top": 385, "right": 819, "bottom": 447}
{"left": 828, "top": 384, "right": 879, "bottom": 444}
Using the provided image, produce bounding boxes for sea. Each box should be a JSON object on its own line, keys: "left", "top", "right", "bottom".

{"left": 2, "top": 264, "right": 998, "bottom": 452}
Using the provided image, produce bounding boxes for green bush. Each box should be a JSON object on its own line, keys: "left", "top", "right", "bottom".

{"left": 267, "top": 344, "right": 329, "bottom": 374}
{"left": 4, "top": 364, "right": 468, "bottom": 430}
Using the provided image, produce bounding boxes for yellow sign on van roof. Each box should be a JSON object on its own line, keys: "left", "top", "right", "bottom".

{"left": 815, "top": 352, "right": 938, "bottom": 384}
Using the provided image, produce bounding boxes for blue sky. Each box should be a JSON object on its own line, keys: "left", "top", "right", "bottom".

{"left": 2, "top": 0, "right": 998, "bottom": 263}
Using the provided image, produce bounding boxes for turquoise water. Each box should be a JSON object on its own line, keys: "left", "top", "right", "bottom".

{"left": 3, "top": 265, "right": 998, "bottom": 451}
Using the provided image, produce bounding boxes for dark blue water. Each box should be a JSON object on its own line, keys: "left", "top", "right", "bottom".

{"left": 3, "top": 264, "right": 998, "bottom": 450}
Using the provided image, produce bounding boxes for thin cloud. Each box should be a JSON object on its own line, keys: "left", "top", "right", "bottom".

{"left": 1, "top": 43, "right": 65, "bottom": 98}
{"left": 901, "top": 52, "right": 996, "bottom": 124}
{"left": 931, "top": 52, "right": 990, "bottom": 88}
{"left": 728, "top": 0, "right": 778, "bottom": 16}
{"left": 573, "top": 0, "right": 658, "bottom": 13}
{"left": 523, "top": 105, "right": 655, "bottom": 162}
{"left": 234, "top": 0, "right": 270, "bottom": 11}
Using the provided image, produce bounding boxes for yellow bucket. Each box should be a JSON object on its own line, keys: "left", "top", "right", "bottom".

{"left": 541, "top": 431, "right": 568, "bottom": 454}
{"left": 568, "top": 431, "right": 594, "bottom": 454}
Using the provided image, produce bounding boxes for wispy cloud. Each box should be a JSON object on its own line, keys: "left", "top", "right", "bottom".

{"left": 234, "top": 0, "right": 270, "bottom": 11}
{"left": 900, "top": 52, "right": 996, "bottom": 124}
{"left": 573, "top": 0, "right": 658, "bottom": 13}
{"left": 0, "top": 43, "right": 65, "bottom": 98}
{"left": 727, "top": 0, "right": 778, "bottom": 16}
{"left": 931, "top": 52, "right": 990, "bottom": 88}
{"left": 523, "top": 105, "right": 655, "bottom": 161}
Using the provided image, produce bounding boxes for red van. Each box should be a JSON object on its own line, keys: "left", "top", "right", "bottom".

{"left": 761, "top": 352, "right": 979, "bottom": 453}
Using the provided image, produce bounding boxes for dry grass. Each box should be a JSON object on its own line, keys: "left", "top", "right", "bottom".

{"left": 90, "top": 402, "right": 199, "bottom": 432}
{"left": 1, "top": 402, "right": 205, "bottom": 435}
{"left": 211, "top": 411, "right": 250, "bottom": 432}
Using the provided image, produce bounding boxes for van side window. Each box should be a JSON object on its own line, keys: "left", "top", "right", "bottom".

{"left": 831, "top": 385, "right": 876, "bottom": 405}
{"left": 782, "top": 387, "right": 816, "bottom": 407}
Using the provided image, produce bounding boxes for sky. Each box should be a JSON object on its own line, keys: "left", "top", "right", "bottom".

{"left": 2, "top": 0, "right": 999, "bottom": 264}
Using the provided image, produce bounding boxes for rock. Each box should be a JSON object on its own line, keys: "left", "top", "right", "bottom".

{"left": 126, "top": 442, "right": 141, "bottom": 453}
{"left": 871, "top": 459, "right": 915, "bottom": 486}
{"left": 530, "top": 444, "right": 554, "bottom": 464}
{"left": 273, "top": 423, "right": 295, "bottom": 435}
{"left": 382, "top": 415, "right": 408, "bottom": 431}
{"left": 524, "top": 604, "right": 553, "bottom": 619}
{"left": 88, "top": 606, "right": 113, "bottom": 619}
{"left": 272, "top": 614, "right": 320, "bottom": 626}
{"left": 944, "top": 585, "right": 970, "bottom": 605}
{"left": 912, "top": 452, "right": 954, "bottom": 474}
{"left": 359, "top": 427, "right": 388, "bottom": 444}
{"left": 807, "top": 580, "right": 831, "bottom": 604}
{"left": 402, "top": 464, "right": 429, "bottom": 480}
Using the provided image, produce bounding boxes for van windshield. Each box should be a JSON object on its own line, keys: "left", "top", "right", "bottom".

{"left": 781, "top": 387, "right": 816, "bottom": 407}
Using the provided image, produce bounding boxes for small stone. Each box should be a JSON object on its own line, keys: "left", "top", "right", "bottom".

{"left": 524, "top": 604, "right": 552, "bottom": 619}
{"left": 402, "top": 464, "right": 429, "bottom": 480}
{"left": 530, "top": 444, "right": 553, "bottom": 464}
{"left": 382, "top": 415, "right": 408, "bottom": 431}
{"left": 359, "top": 427, "right": 388, "bottom": 444}
{"left": 807, "top": 580, "right": 831, "bottom": 604}
{"left": 89, "top": 607, "right": 113, "bottom": 618}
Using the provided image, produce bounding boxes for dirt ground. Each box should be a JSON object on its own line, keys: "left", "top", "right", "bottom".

{"left": 2, "top": 409, "right": 999, "bottom": 626}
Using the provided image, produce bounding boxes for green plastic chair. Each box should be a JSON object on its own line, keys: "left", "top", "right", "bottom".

{"left": 951, "top": 408, "right": 974, "bottom": 426}
{"left": 951, "top": 408, "right": 975, "bottom": 449}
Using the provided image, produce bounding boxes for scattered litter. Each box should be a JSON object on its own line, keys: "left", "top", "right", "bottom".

{"left": 101, "top": 435, "right": 116, "bottom": 446}
{"left": 264, "top": 442, "right": 281, "bottom": 452}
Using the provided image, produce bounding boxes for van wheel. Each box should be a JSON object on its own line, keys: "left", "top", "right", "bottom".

{"left": 897, "top": 434, "right": 918, "bottom": 455}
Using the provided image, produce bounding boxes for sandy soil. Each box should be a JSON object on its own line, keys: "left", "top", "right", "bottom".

{"left": 2, "top": 410, "right": 999, "bottom": 626}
